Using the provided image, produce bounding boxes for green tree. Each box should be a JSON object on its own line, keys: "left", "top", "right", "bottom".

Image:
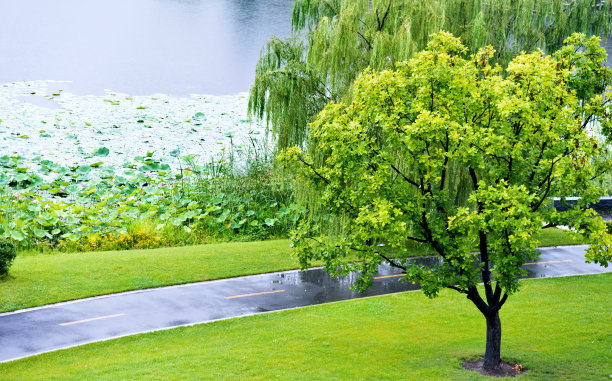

{"left": 249, "top": 0, "right": 612, "bottom": 151}
{"left": 280, "top": 33, "right": 612, "bottom": 371}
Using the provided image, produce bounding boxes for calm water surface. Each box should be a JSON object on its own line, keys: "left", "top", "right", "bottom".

{"left": 3, "top": 2, "right": 611, "bottom": 96}
{"left": 0, "top": 0, "right": 294, "bottom": 95}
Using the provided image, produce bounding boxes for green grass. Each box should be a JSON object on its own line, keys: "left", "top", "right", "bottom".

{"left": 0, "top": 240, "right": 295, "bottom": 312}
{"left": 535, "top": 228, "right": 586, "bottom": 247}
{"left": 0, "top": 274, "right": 609, "bottom": 380}
{"left": 0, "top": 229, "right": 584, "bottom": 313}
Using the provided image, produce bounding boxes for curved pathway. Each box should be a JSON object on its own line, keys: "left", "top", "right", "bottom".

{"left": 0, "top": 245, "right": 609, "bottom": 363}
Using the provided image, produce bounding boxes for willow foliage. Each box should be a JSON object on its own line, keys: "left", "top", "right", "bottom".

{"left": 249, "top": 0, "right": 612, "bottom": 150}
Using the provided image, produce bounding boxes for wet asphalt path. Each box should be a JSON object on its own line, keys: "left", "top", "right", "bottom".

{"left": 0, "top": 245, "right": 610, "bottom": 363}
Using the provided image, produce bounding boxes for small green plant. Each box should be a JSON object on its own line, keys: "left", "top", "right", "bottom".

{"left": 0, "top": 239, "right": 17, "bottom": 276}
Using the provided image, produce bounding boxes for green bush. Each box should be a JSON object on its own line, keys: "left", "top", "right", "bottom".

{"left": 0, "top": 140, "right": 304, "bottom": 253}
{"left": 0, "top": 239, "right": 17, "bottom": 276}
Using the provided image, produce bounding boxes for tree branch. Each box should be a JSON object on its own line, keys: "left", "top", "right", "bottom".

{"left": 466, "top": 287, "right": 489, "bottom": 316}
{"left": 405, "top": 234, "right": 427, "bottom": 243}
{"left": 297, "top": 156, "right": 330, "bottom": 185}
{"left": 356, "top": 30, "right": 372, "bottom": 51}
{"left": 492, "top": 292, "right": 509, "bottom": 312}
{"left": 531, "top": 158, "right": 557, "bottom": 211}
{"left": 439, "top": 134, "right": 450, "bottom": 191}
{"left": 581, "top": 98, "right": 612, "bottom": 130}
{"left": 369, "top": 146, "right": 421, "bottom": 189}
{"left": 469, "top": 167, "right": 479, "bottom": 191}
{"left": 447, "top": 285, "right": 464, "bottom": 293}
{"left": 268, "top": 68, "right": 333, "bottom": 102}
{"left": 493, "top": 283, "right": 502, "bottom": 301}
{"left": 470, "top": 143, "right": 510, "bottom": 164}
{"left": 377, "top": 0, "right": 392, "bottom": 31}
{"left": 377, "top": 252, "right": 407, "bottom": 271}
{"left": 479, "top": 230, "right": 494, "bottom": 305}
{"left": 527, "top": 141, "right": 548, "bottom": 184}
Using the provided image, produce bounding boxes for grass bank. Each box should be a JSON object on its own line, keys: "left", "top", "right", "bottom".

{"left": 0, "top": 240, "right": 294, "bottom": 312}
{"left": 534, "top": 227, "right": 585, "bottom": 247}
{"left": 0, "top": 229, "right": 585, "bottom": 313}
{"left": 1, "top": 274, "right": 609, "bottom": 380}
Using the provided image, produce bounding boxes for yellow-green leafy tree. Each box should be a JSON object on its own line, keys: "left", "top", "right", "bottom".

{"left": 280, "top": 33, "right": 612, "bottom": 371}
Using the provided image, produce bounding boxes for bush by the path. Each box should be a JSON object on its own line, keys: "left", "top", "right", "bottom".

{"left": 0, "top": 239, "right": 16, "bottom": 276}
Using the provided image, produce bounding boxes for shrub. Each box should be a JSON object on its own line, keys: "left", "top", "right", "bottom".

{"left": 57, "top": 230, "right": 163, "bottom": 253}
{"left": 0, "top": 239, "right": 17, "bottom": 276}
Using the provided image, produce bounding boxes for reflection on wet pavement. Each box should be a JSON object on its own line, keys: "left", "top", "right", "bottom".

{"left": 263, "top": 246, "right": 609, "bottom": 301}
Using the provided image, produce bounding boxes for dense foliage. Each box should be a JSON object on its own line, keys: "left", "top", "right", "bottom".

{"left": 0, "top": 239, "right": 16, "bottom": 276}
{"left": 0, "top": 146, "right": 303, "bottom": 252}
{"left": 250, "top": 0, "right": 612, "bottom": 150}
{"left": 281, "top": 33, "right": 612, "bottom": 370}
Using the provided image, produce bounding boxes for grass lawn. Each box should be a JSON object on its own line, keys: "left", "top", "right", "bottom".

{"left": 0, "top": 273, "right": 609, "bottom": 380}
{"left": 0, "top": 228, "right": 585, "bottom": 313}
{"left": 0, "top": 240, "right": 294, "bottom": 312}
{"left": 535, "top": 227, "right": 586, "bottom": 247}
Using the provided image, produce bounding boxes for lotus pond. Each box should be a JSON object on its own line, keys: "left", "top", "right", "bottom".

{"left": 0, "top": 81, "right": 303, "bottom": 251}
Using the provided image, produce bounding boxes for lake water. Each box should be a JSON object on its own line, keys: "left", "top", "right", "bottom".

{"left": 2, "top": 1, "right": 612, "bottom": 96}
{"left": 1, "top": 2, "right": 610, "bottom": 170}
{"left": 0, "top": 0, "right": 294, "bottom": 96}
{"left": 0, "top": 0, "right": 296, "bottom": 168}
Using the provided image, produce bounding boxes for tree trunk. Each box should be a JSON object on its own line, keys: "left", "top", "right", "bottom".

{"left": 483, "top": 311, "right": 502, "bottom": 370}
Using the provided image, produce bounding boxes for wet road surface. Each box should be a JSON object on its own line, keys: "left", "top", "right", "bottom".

{"left": 0, "top": 245, "right": 609, "bottom": 363}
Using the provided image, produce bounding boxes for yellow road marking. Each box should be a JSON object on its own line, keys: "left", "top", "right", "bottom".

{"left": 524, "top": 260, "right": 572, "bottom": 265}
{"left": 373, "top": 274, "right": 405, "bottom": 280}
{"left": 59, "top": 313, "right": 126, "bottom": 326}
{"left": 225, "top": 289, "right": 286, "bottom": 299}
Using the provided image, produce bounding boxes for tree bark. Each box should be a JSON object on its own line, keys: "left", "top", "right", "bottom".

{"left": 483, "top": 311, "right": 502, "bottom": 370}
